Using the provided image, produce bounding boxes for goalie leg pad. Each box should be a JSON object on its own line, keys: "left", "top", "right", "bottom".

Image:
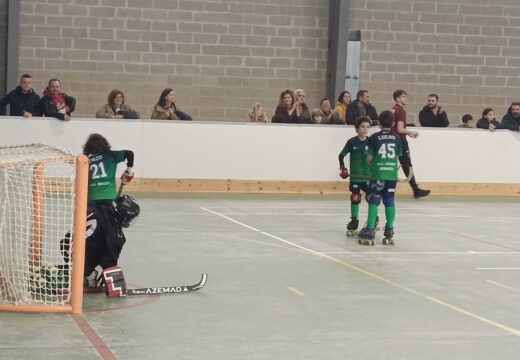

{"left": 103, "top": 266, "right": 127, "bottom": 297}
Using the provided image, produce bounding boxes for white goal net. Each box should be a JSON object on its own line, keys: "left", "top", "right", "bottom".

{"left": 0, "top": 144, "right": 79, "bottom": 306}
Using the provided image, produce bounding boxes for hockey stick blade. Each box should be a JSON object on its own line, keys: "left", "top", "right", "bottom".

{"left": 126, "top": 273, "right": 207, "bottom": 296}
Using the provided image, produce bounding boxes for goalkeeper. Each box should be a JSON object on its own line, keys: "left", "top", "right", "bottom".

{"left": 81, "top": 133, "right": 137, "bottom": 296}
{"left": 338, "top": 116, "right": 371, "bottom": 237}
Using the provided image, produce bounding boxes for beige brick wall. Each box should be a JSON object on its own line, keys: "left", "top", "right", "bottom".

{"left": 351, "top": 0, "right": 520, "bottom": 126}
{"left": 18, "top": 0, "right": 329, "bottom": 121}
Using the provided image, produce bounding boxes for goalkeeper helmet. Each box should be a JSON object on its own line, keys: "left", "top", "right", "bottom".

{"left": 114, "top": 195, "right": 140, "bottom": 228}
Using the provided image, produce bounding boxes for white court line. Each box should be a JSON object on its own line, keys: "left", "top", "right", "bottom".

{"left": 201, "top": 206, "right": 520, "bottom": 337}
{"left": 321, "top": 251, "right": 520, "bottom": 255}
{"left": 486, "top": 280, "right": 520, "bottom": 294}
{"left": 478, "top": 268, "right": 520, "bottom": 270}
{"left": 288, "top": 287, "right": 306, "bottom": 296}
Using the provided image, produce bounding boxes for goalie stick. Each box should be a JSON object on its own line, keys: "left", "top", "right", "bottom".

{"left": 126, "top": 273, "right": 207, "bottom": 296}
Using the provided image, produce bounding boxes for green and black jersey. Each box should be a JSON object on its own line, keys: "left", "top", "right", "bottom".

{"left": 339, "top": 136, "right": 370, "bottom": 183}
{"left": 87, "top": 150, "right": 132, "bottom": 201}
{"left": 367, "top": 130, "right": 403, "bottom": 181}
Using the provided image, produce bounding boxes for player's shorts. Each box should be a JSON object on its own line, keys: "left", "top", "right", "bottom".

{"left": 349, "top": 181, "right": 370, "bottom": 193}
{"left": 369, "top": 180, "right": 397, "bottom": 196}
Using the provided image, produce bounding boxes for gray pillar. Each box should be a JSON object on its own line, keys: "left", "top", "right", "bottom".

{"left": 6, "top": 0, "right": 19, "bottom": 93}
{"left": 326, "top": 0, "right": 350, "bottom": 102}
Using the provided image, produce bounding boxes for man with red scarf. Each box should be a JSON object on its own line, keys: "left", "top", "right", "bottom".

{"left": 40, "top": 79, "right": 76, "bottom": 121}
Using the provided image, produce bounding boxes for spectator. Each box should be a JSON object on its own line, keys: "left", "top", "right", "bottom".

{"left": 151, "top": 88, "right": 192, "bottom": 120}
{"left": 96, "top": 89, "right": 140, "bottom": 119}
{"left": 346, "top": 90, "right": 378, "bottom": 125}
{"left": 40, "top": 79, "right": 76, "bottom": 121}
{"left": 271, "top": 89, "right": 299, "bottom": 123}
{"left": 477, "top": 108, "right": 503, "bottom": 131}
{"left": 391, "top": 89, "right": 430, "bottom": 199}
{"left": 418, "top": 94, "right": 449, "bottom": 127}
{"left": 248, "top": 102, "right": 269, "bottom": 122}
{"left": 320, "top": 98, "right": 343, "bottom": 124}
{"left": 311, "top": 108, "right": 324, "bottom": 124}
{"left": 335, "top": 91, "right": 351, "bottom": 123}
{"left": 294, "top": 89, "right": 312, "bottom": 123}
{"left": 500, "top": 102, "right": 520, "bottom": 131}
{"left": 458, "top": 114, "right": 474, "bottom": 128}
{"left": 0, "top": 74, "right": 41, "bottom": 117}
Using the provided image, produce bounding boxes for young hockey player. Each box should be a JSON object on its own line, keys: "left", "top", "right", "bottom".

{"left": 357, "top": 110, "right": 403, "bottom": 246}
{"left": 82, "top": 133, "right": 137, "bottom": 296}
{"left": 338, "top": 116, "right": 371, "bottom": 236}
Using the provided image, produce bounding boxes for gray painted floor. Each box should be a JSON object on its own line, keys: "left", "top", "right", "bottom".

{"left": 1, "top": 194, "right": 520, "bottom": 359}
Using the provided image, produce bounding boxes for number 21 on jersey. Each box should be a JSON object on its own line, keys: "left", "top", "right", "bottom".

{"left": 90, "top": 163, "right": 107, "bottom": 179}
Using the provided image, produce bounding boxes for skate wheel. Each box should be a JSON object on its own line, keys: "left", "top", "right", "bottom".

{"left": 347, "top": 230, "right": 357, "bottom": 237}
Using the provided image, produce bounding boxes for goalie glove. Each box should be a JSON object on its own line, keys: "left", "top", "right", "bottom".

{"left": 103, "top": 266, "right": 127, "bottom": 297}
{"left": 121, "top": 167, "right": 134, "bottom": 184}
{"left": 339, "top": 167, "right": 349, "bottom": 179}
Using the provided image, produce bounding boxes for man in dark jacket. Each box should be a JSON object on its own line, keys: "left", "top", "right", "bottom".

{"left": 345, "top": 90, "right": 378, "bottom": 125}
{"left": 0, "top": 74, "right": 41, "bottom": 117}
{"left": 40, "top": 79, "right": 76, "bottom": 121}
{"left": 418, "top": 94, "right": 449, "bottom": 127}
{"left": 501, "top": 102, "right": 520, "bottom": 131}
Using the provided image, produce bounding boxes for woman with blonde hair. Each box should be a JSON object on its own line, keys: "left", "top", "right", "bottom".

{"left": 271, "top": 89, "right": 299, "bottom": 123}
{"left": 95, "top": 89, "right": 140, "bottom": 119}
{"left": 294, "top": 89, "right": 312, "bottom": 123}
{"left": 248, "top": 102, "right": 269, "bottom": 122}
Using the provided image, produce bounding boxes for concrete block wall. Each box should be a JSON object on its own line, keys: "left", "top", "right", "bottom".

{"left": 18, "top": 0, "right": 329, "bottom": 121}
{"left": 0, "top": 0, "right": 7, "bottom": 96}
{"left": 350, "top": 0, "right": 520, "bottom": 126}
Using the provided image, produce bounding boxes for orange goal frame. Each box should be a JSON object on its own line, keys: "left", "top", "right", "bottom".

{"left": 0, "top": 154, "right": 88, "bottom": 314}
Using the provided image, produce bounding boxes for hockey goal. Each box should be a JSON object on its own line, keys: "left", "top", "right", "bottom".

{"left": 0, "top": 144, "right": 87, "bottom": 313}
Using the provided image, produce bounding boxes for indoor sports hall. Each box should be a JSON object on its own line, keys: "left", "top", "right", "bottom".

{"left": 1, "top": 193, "right": 520, "bottom": 359}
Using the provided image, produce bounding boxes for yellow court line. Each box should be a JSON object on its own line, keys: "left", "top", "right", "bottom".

{"left": 287, "top": 287, "right": 306, "bottom": 296}
{"left": 486, "top": 280, "right": 520, "bottom": 294}
{"left": 201, "top": 207, "right": 520, "bottom": 338}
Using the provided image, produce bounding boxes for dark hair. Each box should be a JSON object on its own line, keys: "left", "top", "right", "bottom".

{"left": 157, "top": 88, "right": 174, "bottom": 108}
{"left": 337, "top": 91, "right": 351, "bottom": 104}
{"left": 393, "top": 89, "right": 407, "bottom": 101}
{"left": 108, "top": 89, "right": 125, "bottom": 106}
{"left": 356, "top": 90, "right": 368, "bottom": 100}
{"left": 379, "top": 110, "right": 394, "bottom": 128}
{"left": 355, "top": 116, "right": 371, "bottom": 129}
{"left": 320, "top": 98, "right": 330, "bottom": 106}
{"left": 278, "top": 89, "right": 295, "bottom": 106}
{"left": 511, "top": 102, "right": 520, "bottom": 107}
{"left": 20, "top": 74, "right": 32, "bottom": 81}
{"left": 48, "top": 78, "right": 60, "bottom": 87}
{"left": 482, "top": 108, "right": 493, "bottom": 117}
{"left": 461, "top": 114, "right": 473, "bottom": 123}
{"left": 428, "top": 93, "right": 439, "bottom": 100}
{"left": 83, "top": 133, "right": 111, "bottom": 155}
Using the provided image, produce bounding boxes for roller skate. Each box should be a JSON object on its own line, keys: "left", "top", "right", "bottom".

{"left": 357, "top": 226, "right": 375, "bottom": 246}
{"left": 346, "top": 218, "right": 359, "bottom": 237}
{"left": 382, "top": 226, "right": 394, "bottom": 245}
{"left": 29, "top": 264, "right": 70, "bottom": 296}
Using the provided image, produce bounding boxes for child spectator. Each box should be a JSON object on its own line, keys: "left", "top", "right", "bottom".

{"left": 458, "top": 114, "right": 474, "bottom": 128}
{"left": 311, "top": 108, "right": 324, "bottom": 124}
{"left": 248, "top": 103, "right": 269, "bottom": 122}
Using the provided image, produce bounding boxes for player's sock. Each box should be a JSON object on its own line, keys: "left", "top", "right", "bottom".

{"left": 367, "top": 204, "right": 378, "bottom": 229}
{"left": 385, "top": 205, "right": 395, "bottom": 228}
{"left": 351, "top": 203, "right": 359, "bottom": 219}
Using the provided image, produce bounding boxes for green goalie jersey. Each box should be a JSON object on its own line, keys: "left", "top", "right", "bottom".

{"left": 367, "top": 130, "right": 403, "bottom": 181}
{"left": 87, "top": 150, "right": 127, "bottom": 201}
{"left": 339, "top": 136, "right": 370, "bottom": 183}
